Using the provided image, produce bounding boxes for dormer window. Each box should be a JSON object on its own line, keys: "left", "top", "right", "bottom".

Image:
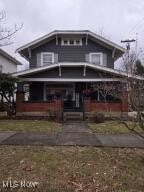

{"left": 69, "top": 40, "right": 74, "bottom": 45}
{"left": 61, "top": 39, "right": 82, "bottom": 46}
{"left": 63, "top": 40, "right": 68, "bottom": 45}
{"left": 75, "top": 40, "right": 81, "bottom": 45}
{"left": 41, "top": 52, "right": 54, "bottom": 66}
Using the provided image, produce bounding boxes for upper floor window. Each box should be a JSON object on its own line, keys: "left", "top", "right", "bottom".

{"left": 61, "top": 39, "right": 82, "bottom": 46}
{"left": 41, "top": 52, "right": 54, "bottom": 66}
{"left": 89, "top": 53, "right": 103, "bottom": 65}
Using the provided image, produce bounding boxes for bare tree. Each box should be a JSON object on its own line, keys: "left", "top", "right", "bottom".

{"left": 93, "top": 81, "right": 121, "bottom": 112}
{"left": 120, "top": 49, "right": 144, "bottom": 138}
{"left": 0, "top": 11, "right": 22, "bottom": 46}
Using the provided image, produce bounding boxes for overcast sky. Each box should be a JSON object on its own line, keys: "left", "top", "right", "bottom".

{"left": 0, "top": 0, "right": 144, "bottom": 70}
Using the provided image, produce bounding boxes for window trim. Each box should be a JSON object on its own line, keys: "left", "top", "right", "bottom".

{"left": 61, "top": 39, "right": 82, "bottom": 46}
{"left": 89, "top": 52, "right": 103, "bottom": 66}
{"left": 41, "top": 52, "right": 54, "bottom": 66}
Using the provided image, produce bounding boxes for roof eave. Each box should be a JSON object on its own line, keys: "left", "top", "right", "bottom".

{"left": 0, "top": 49, "right": 22, "bottom": 65}
{"left": 16, "top": 30, "right": 126, "bottom": 54}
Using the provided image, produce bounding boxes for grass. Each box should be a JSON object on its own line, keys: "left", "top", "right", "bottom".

{"left": 89, "top": 121, "right": 143, "bottom": 134}
{"left": 0, "top": 146, "right": 143, "bottom": 192}
{"left": 0, "top": 120, "right": 61, "bottom": 133}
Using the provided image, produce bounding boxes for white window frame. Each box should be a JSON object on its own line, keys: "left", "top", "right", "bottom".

{"left": 61, "top": 39, "right": 69, "bottom": 46}
{"left": 89, "top": 52, "right": 103, "bottom": 66}
{"left": 41, "top": 52, "right": 54, "bottom": 66}
{"left": 61, "top": 39, "right": 82, "bottom": 46}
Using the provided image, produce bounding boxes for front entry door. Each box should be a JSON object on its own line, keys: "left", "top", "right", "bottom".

{"left": 74, "top": 83, "right": 84, "bottom": 111}
{"left": 63, "top": 83, "right": 84, "bottom": 112}
{"left": 75, "top": 92, "right": 81, "bottom": 109}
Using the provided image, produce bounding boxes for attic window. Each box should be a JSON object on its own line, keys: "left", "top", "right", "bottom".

{"left": 69, "top": 40, "right": 74, "bottom": 45}
{"left": 61, "top": 39, "right": 82, "bottom": 46}
{"left": 63, "top": 40, "right": 68, "bottom": 45}
{"left": 75, "top": 40, "right": 81, "bottom": 45}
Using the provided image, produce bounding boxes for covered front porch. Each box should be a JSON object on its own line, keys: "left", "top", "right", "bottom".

{"left": 14, "top": 63, "right": 128, "bottom": 120}
{"left": 16, "top": 80, "right": 128, "bottom": 120}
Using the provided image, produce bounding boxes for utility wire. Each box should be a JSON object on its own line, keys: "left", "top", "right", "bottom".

{"left": 127, "top": 16, "right": 144, "bottom": 35}
{"left": 121, "top": 16, "right": 144, "bottom": 42}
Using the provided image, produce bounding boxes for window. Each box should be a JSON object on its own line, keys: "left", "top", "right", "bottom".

{"left": 41, "top": 52, "right": 54, "bottom": 66}
{"left": 63, "top": 40, "right": 68, "bottom": 45}
{"left": 75, "top": 40, "right": 81, "bottom": 45}
{"left": 89, "top": 53, "right": 103, "bottom": 65}
{"left": 69, "top": 40, "right": 74, "bottom": 45}
{"left": 23, "top": 84, "right": 30, "bottom": 101}
{"left": 61, "top": 39, "right": 82, "bottom": 46}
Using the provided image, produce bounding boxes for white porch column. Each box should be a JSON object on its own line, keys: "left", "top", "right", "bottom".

{"left": 43, "top": 82, "right": 46, "bottom": 101}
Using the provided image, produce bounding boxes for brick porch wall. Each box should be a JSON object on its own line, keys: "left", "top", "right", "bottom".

{"left": 84, "top": 92, "right": 128, "bottom": 113}
{"left": 16, "top": 91, "right": 128, "bottom": 119}
{"left": 16, "top": 92, "right": 62, "bottom": 119}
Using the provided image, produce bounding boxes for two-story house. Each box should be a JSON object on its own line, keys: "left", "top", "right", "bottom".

{"left": 14, "top": 30, "right": 128, "bottom": 120}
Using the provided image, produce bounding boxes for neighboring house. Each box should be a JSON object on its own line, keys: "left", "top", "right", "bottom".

{"left": 0, "top": 49, "right": 21, "bottom": 73}
{"left": 14, "top": 30, "right": 129, "bottom": 120}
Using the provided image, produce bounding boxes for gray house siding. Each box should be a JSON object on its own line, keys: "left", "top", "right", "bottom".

{"left": 29, "top": 38, "right": 114, "bottom": 69}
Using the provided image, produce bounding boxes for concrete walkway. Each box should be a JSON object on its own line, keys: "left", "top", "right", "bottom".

{"left": 0, "top": 122, "right": 144, "bottom": 148}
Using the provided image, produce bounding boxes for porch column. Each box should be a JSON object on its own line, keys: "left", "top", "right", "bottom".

{"left": 16, "top": 82, "right": 25, "bottom": 113}
{"left": 16, "top": 92, "right": 25, "bottom": 113}
{"left": 121, "top": 91, "right": 128, "bottom": 112}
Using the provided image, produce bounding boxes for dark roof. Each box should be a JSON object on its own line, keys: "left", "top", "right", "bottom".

{"left": 0, "top": 49, "right": 22, "bottom": 65}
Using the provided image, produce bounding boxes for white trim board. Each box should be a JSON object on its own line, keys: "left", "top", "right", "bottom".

{"left": 21, "top": 78, "right": 122, "bottom": 82}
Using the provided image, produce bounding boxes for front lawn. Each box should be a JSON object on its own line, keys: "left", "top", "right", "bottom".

{"left": 0, "top": 120, "right": 61, "bottom": 133}
{"left": 0, "top": 146, "right": 143, "bottom": 192}
{"left": 89, "top": 121, "right": 143, "bottom": 134}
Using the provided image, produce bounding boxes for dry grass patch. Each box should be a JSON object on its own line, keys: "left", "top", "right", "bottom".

{"left": 0, "top": 146, "right": 144, "bottom": 192}
{"left": 0, "top": 120, "right": 61, "bottom": 133}
{"left": 89, "top": 121, "right": 143, "bottom": 134}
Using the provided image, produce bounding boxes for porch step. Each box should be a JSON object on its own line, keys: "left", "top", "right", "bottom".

{"left": 63, "top": 112, "right": 83, "bottom": 122}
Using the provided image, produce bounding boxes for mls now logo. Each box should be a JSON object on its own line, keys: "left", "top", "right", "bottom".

{"left": 2, "top": 180, "right": 38, "bottom": 189}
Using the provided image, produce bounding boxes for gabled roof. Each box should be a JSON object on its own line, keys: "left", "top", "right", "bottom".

{"left": 12, "top": 62, "right": 144, "bottom": 80}
{"left": 0, "top": 49, "right": 22, "bottom": 65}
{"left": 16, "top": 30, "right": 126, "bottom": 60}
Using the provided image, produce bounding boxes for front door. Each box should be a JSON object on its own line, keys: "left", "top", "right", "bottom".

{"left": 63, "top": 83, "right": 84, "bottom": 112}
{"left": 75, "top": 83, "right": 84, "bottom": 111}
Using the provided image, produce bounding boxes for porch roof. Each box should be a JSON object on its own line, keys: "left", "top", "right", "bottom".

{"left": 13, "top": 62, "right": 144, "bottom": 80}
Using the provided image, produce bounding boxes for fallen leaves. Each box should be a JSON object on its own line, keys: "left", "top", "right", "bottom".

{"left": 19, "top": 159, "right": 33, "bottom": 171}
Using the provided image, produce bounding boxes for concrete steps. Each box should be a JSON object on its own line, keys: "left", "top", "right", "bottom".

{"left": 63, "top": 112, "right": 83, "bottom": 121}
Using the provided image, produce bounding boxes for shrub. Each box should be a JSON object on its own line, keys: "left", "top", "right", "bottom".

{"left": 93, "top": 113, "right": 105, "bottom": 123}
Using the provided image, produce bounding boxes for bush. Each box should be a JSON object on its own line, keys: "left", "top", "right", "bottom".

{"left": 93, "top": 113, "right": 105, "bottom": 123}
